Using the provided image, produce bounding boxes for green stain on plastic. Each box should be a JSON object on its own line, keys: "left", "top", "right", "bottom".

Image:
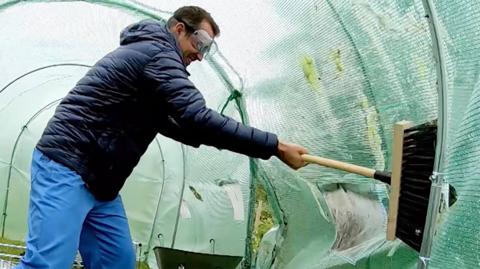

{"left": 331, "top": 48, "right": 344, "bottom": 74}
{"left": 301, "top": 55, "right": 322, "bottom": 91}
{"left": 415, "top": 57, "right": 427, "bottom": 81}
{"left": 301, "top": 55, "right": 321, "bottom": 91}
{"left": 361, "top": 97, "right": 384, "bottom": 166}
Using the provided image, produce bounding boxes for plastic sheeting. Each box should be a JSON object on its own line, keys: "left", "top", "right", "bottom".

{"left": 0, "top": 0, "right": 479, "bottom": 269}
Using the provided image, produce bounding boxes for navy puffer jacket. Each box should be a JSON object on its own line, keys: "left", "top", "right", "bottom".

{"left": 37, "top": 20, "right": 278, "bottom": 201}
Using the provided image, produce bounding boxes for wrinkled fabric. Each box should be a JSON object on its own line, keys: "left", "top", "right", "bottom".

{"left": 15, "top": 149, "right": 135, "bottom": 269}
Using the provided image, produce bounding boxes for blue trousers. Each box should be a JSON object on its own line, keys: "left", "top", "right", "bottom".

{"left": 15, "top": 149, "right": 135, "bottom": 269}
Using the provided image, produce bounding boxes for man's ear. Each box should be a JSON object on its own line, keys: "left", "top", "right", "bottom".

{"left": 174, "top": 22, "right": 185, "bottom": 35}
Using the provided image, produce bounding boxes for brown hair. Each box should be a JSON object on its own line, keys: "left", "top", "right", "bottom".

{"left": 167, "top": 6, "right": 220, "bottom": 36}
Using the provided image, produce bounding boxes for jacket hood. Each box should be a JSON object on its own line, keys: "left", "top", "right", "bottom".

{"left": 120, "top": 19, "right": 179, "bottom": 50}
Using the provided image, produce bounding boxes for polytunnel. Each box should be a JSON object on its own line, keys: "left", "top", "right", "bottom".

{"left": 0, "top": 0, "right": 479, "bottom": 268}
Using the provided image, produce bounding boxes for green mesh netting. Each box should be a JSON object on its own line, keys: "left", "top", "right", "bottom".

{"left": 0, "top": 0, "right": 479, "bottom": 269}
{"left": 428, "top": 1, "right": 480, "bottom": 268}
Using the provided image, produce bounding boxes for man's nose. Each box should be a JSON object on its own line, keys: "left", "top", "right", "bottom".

{"left": 197, "top": 53, "right": 204, "bottom": 61}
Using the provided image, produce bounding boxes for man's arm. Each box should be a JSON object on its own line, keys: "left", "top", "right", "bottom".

{"left": 144, "top": 49, "right": 308, "bottom": 168}
{"left": 157, "top": 115, "right": 201, "bottom": 148}
{"left": 144, "top": 50, "right": 277, "bottom": 159}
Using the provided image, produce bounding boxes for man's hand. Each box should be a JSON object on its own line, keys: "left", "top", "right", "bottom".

{"left": 276, "top": 140, "right": 308, "bottom": 170}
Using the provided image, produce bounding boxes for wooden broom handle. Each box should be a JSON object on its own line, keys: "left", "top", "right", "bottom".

{"left": 301, "top": 154, "right": 376, "bottom": 179}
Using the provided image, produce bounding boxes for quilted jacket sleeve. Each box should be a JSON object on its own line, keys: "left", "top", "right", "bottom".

{"left": 157, "top": 116, "right": 202, "bottom": 148}
{"left": 143, "top": 49, "right": 278, "bottom": 160}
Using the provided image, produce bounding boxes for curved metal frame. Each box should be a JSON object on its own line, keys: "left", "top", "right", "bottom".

{"left": 1, "top": 98, "right": 62, "bottom": 236}
{"left": 418, "top": 1, "right": 448, "bottom": 268}
{"left": 143, "top": 137, "right": 166, "bottom": 261}
{"left": 170, "top": 145, "right": 187, "bottom": 249}
{"left": 0, "top": 63, "right": 91, "bottom": 94}
{"left": 0, "top": 63, "right": 93, "bottom": 236}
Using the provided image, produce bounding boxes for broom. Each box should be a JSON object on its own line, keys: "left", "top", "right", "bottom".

{"left": 301, "top": 120, "right": 438, "bottom": 251}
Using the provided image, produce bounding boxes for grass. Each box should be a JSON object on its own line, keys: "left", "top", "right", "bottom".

{"left": 136, "top": 261, "right": 150, "bottom": 269}
{"left": 0, "top": 237, "right": 25, "bottom": 265}
{"left": 251, "top": 184, "right": 274, "bottom": 254}
{"left": 0, "top": 237, "right": 25, "bottom": 255}
{"left": 0, "top": 237, "right": 151, "bottom": 269}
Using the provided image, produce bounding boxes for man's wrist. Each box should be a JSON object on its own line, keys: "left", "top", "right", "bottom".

{"left": 276, "top": 140, "right": 286, "bottom": 158}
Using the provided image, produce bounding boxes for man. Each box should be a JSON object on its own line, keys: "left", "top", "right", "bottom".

{"left": 16, "top": 6, "right": 308, "bottom": 269}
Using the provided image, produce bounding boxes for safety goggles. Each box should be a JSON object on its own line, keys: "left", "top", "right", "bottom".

{"left": 175, "top": 17, "right": 217, "bottom": 57}
{"left": 191, "top": 29, "right": 217, "bottom": 57}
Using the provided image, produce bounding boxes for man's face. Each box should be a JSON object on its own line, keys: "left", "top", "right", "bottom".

{"left": 176, "top": 19, "right": 216, "bottom": 66}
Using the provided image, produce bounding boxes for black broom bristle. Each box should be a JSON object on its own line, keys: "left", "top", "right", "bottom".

{"left": 395, "top": 121, "right": 437, "bottom": 251}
